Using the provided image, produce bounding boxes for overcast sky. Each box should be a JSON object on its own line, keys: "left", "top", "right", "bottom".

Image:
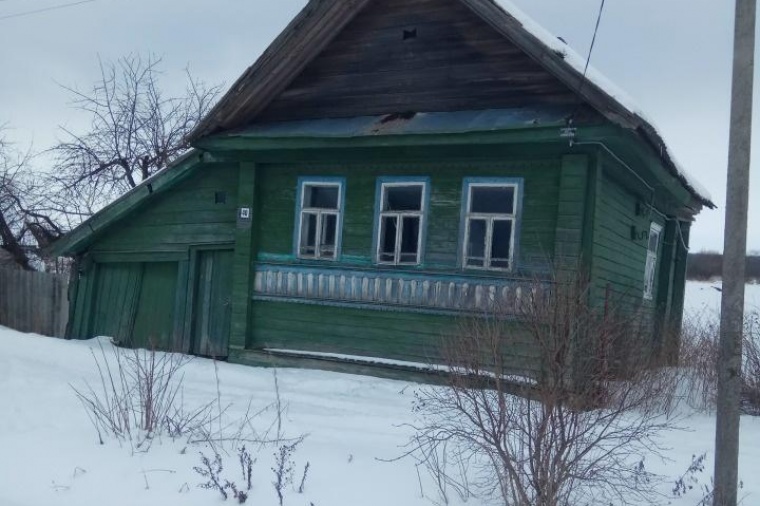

{"left": 0, "top": 0, "right": 757, "bottom": 253}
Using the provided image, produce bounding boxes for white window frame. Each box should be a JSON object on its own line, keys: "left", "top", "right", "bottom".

{"left": 643, "top": 222, "right": 662, "bottom": 300}
{"left": 462, "top": 181, "right": 520, "bottom": 272}
{"left": 295, "top": 179, "right": 344, "bottom": 261}
{"left": 376, "top": 181, "right": 427, "bottom": 266}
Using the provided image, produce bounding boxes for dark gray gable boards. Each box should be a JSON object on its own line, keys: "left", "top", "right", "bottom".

{"left": 256, "top": 0, "right": 592, "bottom": 122}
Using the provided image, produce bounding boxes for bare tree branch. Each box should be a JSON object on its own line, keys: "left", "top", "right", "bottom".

{"left": 46, "top": 53, "right": 221, "bottom": 223}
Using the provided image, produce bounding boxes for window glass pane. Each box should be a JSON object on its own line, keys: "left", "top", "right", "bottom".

{"left": 319, "top": 214, "right": 337, "bottom": 258}
{"left": 644, "top": 253, "right": 657, "bottom": 296}
{"left": 379, "top": 216, "right": 398, "bottom": 262}
{"left": 648, "top": 229, "right": 660, "bottom": 253}
{"left": 399, "top": 216, "right": 420, "bottom": 263}
{"left": 304, "top": 184, "right": 339, "bottom": 210}
{"left": 466, "top": 218, "right": 487, "bottom": 266}
{"left": 491, "top": 219, "right": 513, "bottom": 269}
{"left": 300, "top": 213, "right": 317, "bottom": 256}
{"left": 384, "top": 185, "right": 423, "bottom": 211}
{"left": 470, "top": 186, "right": 515, "bottom": 214}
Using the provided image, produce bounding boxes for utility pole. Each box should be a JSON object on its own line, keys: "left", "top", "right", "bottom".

{"left": 714, "top": 0, "right": 756, "bottom": 504}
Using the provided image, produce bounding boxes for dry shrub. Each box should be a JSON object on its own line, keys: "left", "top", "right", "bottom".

{"left": 409, "top": 274, "right": 679, "bottom": 506}
{"left": 678, "top": 312, "right": 721, "bottom": 411}
{"left": 741, "top": 310, "right": 760, "bottom": 415}
{"left": 72, "top": 339, "right": 214, "bottom": 449}
{"left": 679, "top": 308, "right": 760, "bottom": 414}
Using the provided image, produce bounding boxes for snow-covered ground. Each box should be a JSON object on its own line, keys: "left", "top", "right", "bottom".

{"left": 1, "top": 281, "right": 759, "bottom": 506}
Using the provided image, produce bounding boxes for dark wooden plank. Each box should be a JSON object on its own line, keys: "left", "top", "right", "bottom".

{"left": 230, "top": 162, "right": 257, "bottom": 350}
{"left": 257, "top": 0, "right": 582, "bottom": 122}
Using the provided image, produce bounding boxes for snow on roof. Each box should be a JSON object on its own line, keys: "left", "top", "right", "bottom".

{"left": 492, "top": 0, "right": 713, "bottom": 205}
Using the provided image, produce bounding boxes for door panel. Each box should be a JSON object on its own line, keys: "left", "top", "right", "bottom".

{"left": 192, "top": 250, "right": 233, "bottom": 358}
{"left": 89, "top": 263, "right": 142, "bottom": 342}
{"left": 132, "top": 262, "right": 179, "bottom": 350}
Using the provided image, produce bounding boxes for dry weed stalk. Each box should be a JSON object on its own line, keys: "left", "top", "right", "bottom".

{"left": 71, "top": 340, "right": 213, "bottom": 449}
{"left": 679, "top": 307, "right": 760, "bottom": 414}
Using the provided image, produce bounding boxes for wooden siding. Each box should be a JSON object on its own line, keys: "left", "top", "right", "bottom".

{"left": 554, "top": 155, "right": 590, "bottom": 267}
{"left": 131, "top": 262, "right": 179, "bottom": 350}
{"left": 91, "top": 165, "right": 239, "bottom": 254}
{"left": 254, "top": 160, "right": 560, "bottom": 272}
{"left": 257, "top": 0, "right": 592, "bottom": 122}
{"left": 230, "top": 162, "right": 257, "bottom": 351}
{"left": 88, "top": 262, "right": 142, "bottom": 342}
{"left": 75, "top": 261, "right": 179, "bottom": 349}
{"left": 247, "top": 156, "right": 571, "bottom": 367}
{"left": 591, "top": 172, "right": 663, "bottom": 312}
{"left": 0, "top": 268, "right": 69, "bottom": 337}
{"left": 249, "top": 300, "right": 542, "bottom": 376}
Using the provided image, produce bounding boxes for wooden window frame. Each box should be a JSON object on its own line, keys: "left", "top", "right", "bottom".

{"left": 643, "top": 222, "right": 662, "bottom": 300}
{"left": 374, "top": 178, "right": 429, "bottom": 266}
{"left": 294, "top": 177, "right": 345, "bottom": 261}
{"left": 460, "top": 178, "right": 522, "bottom": 272}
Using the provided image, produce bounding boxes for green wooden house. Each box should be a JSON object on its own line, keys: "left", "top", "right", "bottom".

{"left": 49, "top": 0, "right": 713, "bottom": 378}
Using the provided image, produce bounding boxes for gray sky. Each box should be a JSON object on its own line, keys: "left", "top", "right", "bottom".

{"left": 0, "top": 0, "right": 756, "bottom": 253}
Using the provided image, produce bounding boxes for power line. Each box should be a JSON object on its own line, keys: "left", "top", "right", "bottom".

{"left": 582, "top": 0, "right": 607, "bottom": 80}
{"left": 0, "top": 0, "right": 95, "bottom": 21}
{"left": 567, "top": 0, "right": 607, "bottom": 124}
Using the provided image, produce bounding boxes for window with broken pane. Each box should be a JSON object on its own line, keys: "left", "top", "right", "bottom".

{"left": 377, "top": 182, "right": 425, "bottom": 265}
{"left": 643, "top": 222, "right": 662, "bottom": 299}
{"left": 298, "top": 182, "right": 342, "bottom": 260}
{"left": 463, "top": 182, "right": 518, "bottom": 271}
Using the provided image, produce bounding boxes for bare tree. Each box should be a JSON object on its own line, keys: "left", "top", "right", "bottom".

{"left": 409, "top": 272, "right": 680, "bottom": 506}
{"left": 0, "top": 131, "right": 38, "bottom": 270}
{"left": 48, "top": 54, "right": 220, "bottom": 222}
{"left": 2, "top": 56, "right": 219, "bottom": 269}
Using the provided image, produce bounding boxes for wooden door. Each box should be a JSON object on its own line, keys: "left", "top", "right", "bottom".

{"left": 191, "top": 250, "right": 233, "bottom": 358}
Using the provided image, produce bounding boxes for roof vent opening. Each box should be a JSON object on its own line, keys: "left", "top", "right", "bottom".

{"left": 403, "top": 28, "right": 417, "bottom": 41}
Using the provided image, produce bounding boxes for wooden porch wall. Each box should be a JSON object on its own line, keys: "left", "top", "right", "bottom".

{"left": 0, "top": 268, "right": 69, "bottom": 337}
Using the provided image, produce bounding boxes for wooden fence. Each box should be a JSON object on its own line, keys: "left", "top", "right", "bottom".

{"left": 0, "top": 268, "right": 69, "bottom": 337}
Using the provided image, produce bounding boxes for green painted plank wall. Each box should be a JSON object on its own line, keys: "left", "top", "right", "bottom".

{"left": 131, "top": 262, "right": 179, "bottom": 350}
{"left": 88, "top": 262, "right": 142, "bottom": 342}
{"left": 591, "top": 172, "right": 664, "bottom": 313}
{"left": 254, "top": 160, "right": 560, "bottom": 272}
{"left": 249, "top": 158, "right": 569, "bottom": 368}
{"left": 73, "top": 261, "right": 179, "bottom": 350}
{"left": 91, "top": 165, "right": 239, "bottom": 254}
{"left": 250, "top": 300, "right": 542, "bottom": 376}
{"left": 230, "top": 162, "right": 256, "bottom": 352}
{"left": 554, "top": 155, "right": 590, "bottom": 269}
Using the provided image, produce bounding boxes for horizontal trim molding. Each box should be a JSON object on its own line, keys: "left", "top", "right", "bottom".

{"left": 252, "top": 263, "right": 547, "bottom": 315}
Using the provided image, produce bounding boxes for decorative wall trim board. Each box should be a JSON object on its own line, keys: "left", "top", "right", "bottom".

{"left": 254, "top": 259, "right": 551, "bottom": 283}
{"left": 252, "top": 265, "right": 548, "bottom": 315}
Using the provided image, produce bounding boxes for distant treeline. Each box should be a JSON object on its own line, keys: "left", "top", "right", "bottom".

{"left": 687, "top": 252, "right": 760, "bottom": 281}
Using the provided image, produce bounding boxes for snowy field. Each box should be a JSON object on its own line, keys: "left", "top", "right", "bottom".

{"left": 0, "top": 281, "right": 759, "bottom": 506}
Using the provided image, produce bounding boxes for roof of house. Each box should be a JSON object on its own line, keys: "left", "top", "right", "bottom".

{"left": 50, "top": 0, "right": 714, "bottom": 258}
{"left": 188, "top": 0, "right": 713, "bottom": 208}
